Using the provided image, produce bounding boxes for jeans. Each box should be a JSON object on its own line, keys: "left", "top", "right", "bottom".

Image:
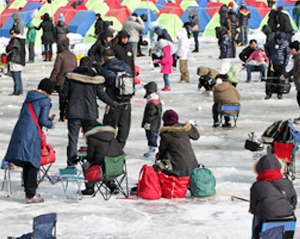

{"left": 246, "top": 64, "right": 267, "bottom": 81}
{"left": 145, "top": 130, "right": 159, "bottom": 147}
{"left": 28, "top": 42, "right": 35, "bottom": 62}
{"left": 240, "top": 25, "right": 248, "bottom": 45}
{"left": 23, "top": 162, "right": 39, "bottom": 198}
{"left": 129, "top": 42, "right": 137, "bottom": 61}
{"left": 67, "top": 119, "right": 90, "bottom": 166}
{"left": 163, "top": 74, "right": 170, "bottom": 87}
{"left": 212, "top": 103, "right": 230, "bottom": 124}
{"left": 11, "top": 71, "right": 23, "bottom": 95}
{"left": 193, "top": 31, "right": 200, "bottom": 50}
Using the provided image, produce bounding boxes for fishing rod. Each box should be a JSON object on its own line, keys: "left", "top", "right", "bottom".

{"left": 215, "top": 191, "right": 250, "bottom": 203}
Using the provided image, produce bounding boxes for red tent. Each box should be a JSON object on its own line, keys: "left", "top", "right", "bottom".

{"left": 157, "top": 3, "right": 184, "bottom": 18}
{"left": 66, "top": 0, "right": 89, "bottom": 7}
{"left": 0, "top": 9, "right": 20, "bottom": 29}
{"left": 205, "top": 2, "right": 223, "bottom": 18}
{"left": 245, "top": 0, "right": 270, "bottom": 18}
{"left": 104, "top": 0, "right": 122, "bottom": 7}
{"left": 54, "top": 7, "right": 77, "bottom": 25}
{"left": 141, "top": 0, "right": 157, "bottom": 3}
{"left": 105, "top": 5, "right": 131, "bottom": 24}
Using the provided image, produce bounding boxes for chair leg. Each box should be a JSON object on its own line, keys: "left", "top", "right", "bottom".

{"left": 38, "top": 164, "right": 55, "bottom": 185}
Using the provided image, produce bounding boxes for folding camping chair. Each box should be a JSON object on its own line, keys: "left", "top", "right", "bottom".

{"left": 59, "top": 168, "right": 84, "bottom": 200}
{"left": 219, "top": 104, "right": 240, "bottom": 127}
{"left": 92, "top": 154, "right": 129, "bottom": 200}
{"left": 1, "top": 163, "right": 22, "bottom": 197}
{"left": 260, "top": 216, "right": 297, "bottom": 239}
{"left": 37, "top": 155, "right": 56, "bottom": 185}
{"left": 8, "top": 213, "right": 57, "bottom": 239}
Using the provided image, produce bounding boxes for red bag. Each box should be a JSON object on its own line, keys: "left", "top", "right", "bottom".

{"left": 85, "top": 165, "right": 103, "bottom": 182}
{"left": 159, "top": 172, "right": 190, "bottom": 199}
{"left": 274, "top": 141, "right": 294, "bottom": 163}
{"left": 41, "top": 144, "right": 56, "bottom": 166}
{"left": 137, "top": 165, "right": 162, "bottom": 200}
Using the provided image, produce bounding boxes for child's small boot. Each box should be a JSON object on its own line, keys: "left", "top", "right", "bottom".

{"left": 143, "top": 147, "right": 157, "bottom": 158}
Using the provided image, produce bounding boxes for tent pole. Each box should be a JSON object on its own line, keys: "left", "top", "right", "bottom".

{"left": 147, "top": 0, "right": 151, "bottom": 23}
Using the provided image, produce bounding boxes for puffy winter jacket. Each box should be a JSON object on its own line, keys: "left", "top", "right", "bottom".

{"left": 157, "top": 45, "right": 173, "bottom": 74}
{"left": 262, "top": 25, "right": 274, "bottom": 42}
{"left": 94, "top": 17, "right": 104, "bottom": 36}
{"left": 176, "top": 27, "right": 191, "bottom": 60}
{"left": 6, "top": 34, "right": 26, "bottom": 66}
{"left": 237, "top": 7, "right": 250, "bottom": 26}
{"left": 153, "top": 39, "right": 175, "bottom": 58}
{"left": 197, "top": 66, "right": 219, "bottom": 80}
{"left": 212, "top": 81, "right": 240, "bottom": 105}
{"left": 227, "top": 64, "right": 240, "bottom": 84}
{"left": 122, "top": 15, "right": 145, "bottom": 43}
{"left": 219, "top": 34, "right": 233, "bottom": 59}
{"left": 189, "top": 9, "right": 200, "bottom": 32}
{"left": 26, "top": 22, "right": 36, "bottom": 44}
{"left": 228, "top": 9, "right": 237, "bottom": 36}
{"left": 55, "top": 20, "right": 70, "bottom": 43}
{"left": 219, "top": 5, "right": 229, "bottom": 27}
{"left": 239, "top": 45, "right": 255, "bottom": 62}
{"left": 265, "top": 32, "right": 290, "bottom": 66}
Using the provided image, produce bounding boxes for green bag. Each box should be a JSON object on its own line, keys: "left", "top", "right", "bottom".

{"left": 189, "top": 164, "right": 216, "bottom": 198}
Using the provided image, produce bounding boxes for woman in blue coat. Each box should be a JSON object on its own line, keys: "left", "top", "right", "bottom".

{"left": 5, "top": 78, "right": 55, "bottom": 204}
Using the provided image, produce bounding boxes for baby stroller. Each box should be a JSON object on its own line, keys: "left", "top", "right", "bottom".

{"left": 261, "top": 120, "right": 300, "bottom": 181}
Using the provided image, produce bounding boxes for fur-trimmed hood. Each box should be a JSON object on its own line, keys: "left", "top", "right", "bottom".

{"left": 160, "top": 122, "right": 191, "bottom": 134}
{"left": 65, "top": 72, "right": 105, "bottom": 84}
{"left": 27, "top": 90, "right": 51, "bottom": 101}
{"left": 85, "top": 126, "right": 117, "bottom": 142}
{"left": 253, "top": 154, "right": 286, "bottom": 175}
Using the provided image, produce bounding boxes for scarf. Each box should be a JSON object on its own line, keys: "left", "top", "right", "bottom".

{"left": 256, "top": 169, "right": 283, "bottom": 181}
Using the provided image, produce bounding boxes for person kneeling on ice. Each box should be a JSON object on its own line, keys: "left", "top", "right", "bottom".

{"left": 250, "top": 154, "right": 297, "bottom": 239}
{"left": 212, "top": 78, "right": 240, "bottom": 127}
{"left": 156, "top": 110, "right": 200, "bottom": 176}
{"left": 81, "top": 121, "right": 124, "bottom": 195}
{"left": 142, "top": 81, "right": 162, "bottom": 158}
{"left": 153, "top": 45, "right": 173, "bottom": 91}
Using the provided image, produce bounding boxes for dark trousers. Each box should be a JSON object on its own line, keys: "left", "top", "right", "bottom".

{"left": 145, "top": 129, "right": 158, "bottom": 147}
{"left": 152, "top": 53, "right": 162, "bottom": 67}
{"left": 44, "top": 44, "right": 52, "bottom": 58}
{"left": 67, "top": 119, "right": 90, "bottom": 166}
{"left": 212, "top": 103, "right": 230, "bottom": 124}
{"left": 12, "top": 71, "right": 23, "bottom": 95}
{"left": 286, "top": 32, "right": 292, "bottom": 43}
{"left": 231, "top": 37, "right": 236, "bottom": 58}
{"left": 266, "top": 64, "right": 286, "bottom": 95}
{"left": 172, "top": 54, "right": 177, "bottom": 68}
{"left": 192, "top": 31, "right": 200, "bottom": 50}
{"left": 23, "top": 162, "right": 39, "bottom": 198}
{"left": 103, "top": 103, "right": 131, "bottom": 149}
{"left": 28, "top": 41, "right": 35, "bottom": 62}
{"left": 297, "top": 91, "right": 300, "bottom": 108}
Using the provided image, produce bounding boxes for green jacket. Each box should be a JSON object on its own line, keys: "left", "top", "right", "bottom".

{"left": 227, "top": 64, "right": 240, "bottom": 84}
{"left": 26, "top": 22, "right": 36, "bottom": 44}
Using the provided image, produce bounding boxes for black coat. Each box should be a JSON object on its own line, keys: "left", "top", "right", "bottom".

{"left": 85, "top": 126, "right": 124, "bottom": 166}
{"left": 159, "top": 122, "right": 200, "bottom": 176}
{"left": 94, "top": 17, "right": 104, "bottom": 36}
{"left": 262, "top": 25, "right": 274, "bottom": 42}
{"left": 276, "top": 11, "right": 293, "bottom": 33}
{"left": 237, "top": 7, "right": 250, "bottom": 26}
{"left": 228, "top": 9, "right": 237, "bottom": 36}
{"left": 35, "top": 13, "right": 55, "bottom": 45}
{"left": 6, "top": 35, "right": 26, "bottom": 66}
{"left": 219, "top": 5, "right": 228, "bottom": 27}
{"left": 54, "top": 21, "right": 70, "bottom": 43}
{"left": 268, "top": 10, "right": 278, "bottom": 32}
{"left": 60, "top": 66, "right": 115, "bottom": 120}
{"left": 239, "top": 45, "right": 255, "bottom": 62}
{"left": 142, "top": 99, "right": 162, "bottom": 133}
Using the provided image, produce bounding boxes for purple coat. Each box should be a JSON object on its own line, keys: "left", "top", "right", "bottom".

{"left": 158, "top": 45, "right": 173, "bottom": 74}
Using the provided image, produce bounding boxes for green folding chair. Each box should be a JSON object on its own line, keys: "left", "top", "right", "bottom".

{"left": 59, "top": 168, "right": 84, "bottom": 201}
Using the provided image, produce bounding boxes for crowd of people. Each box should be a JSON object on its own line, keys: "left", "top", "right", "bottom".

{"left": 2, "top": 3, "right": 299, "bottom": 238}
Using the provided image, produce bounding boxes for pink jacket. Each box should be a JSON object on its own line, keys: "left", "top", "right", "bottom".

{"left": 248, "top": 49, "right": 269, "bottom": 65}
{"left": 158, "top": 45, "right": 173, "bottom": 74}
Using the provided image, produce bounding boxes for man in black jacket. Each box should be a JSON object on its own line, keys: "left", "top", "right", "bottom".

{"left": 99, "top": 49, "right": 133, "bottom": 148}
{"left": 239, "top": 39, "right": 257, "bottom": 63}
{"left": 228, "top": 7, "right": 237, "bottom": 58}
{"left": 94, "top": 13, "right": 104, "bottom": 38}
{"left": 60, "top": 56, "right": 118, "bottom": 167}
{"left": 276, "top": 6, "right": 294, "bottom": 42}
{"left": 112, "top": 30, "right": 135, "bottom": 77}
{"left": 237, "top": 2, "right": 250, "bottom": 46}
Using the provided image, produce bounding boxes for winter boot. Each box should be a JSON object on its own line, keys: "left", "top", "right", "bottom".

{"left": 143, "top": 147, "right": 157, "bottom": 158}
{"left": 49, "top": 54, "right": 53, "bottom": 61}
{"left": 137, "top": 49, "right": 145, "bottom": 57}
{"left": 81, "top": 186, "right": 95, "bottom": 196}
{"left": 43, "top": 55, "right": 48, "bottom": 62}
{"left": 192, "top": 48, "right": 199, "bottom": 53}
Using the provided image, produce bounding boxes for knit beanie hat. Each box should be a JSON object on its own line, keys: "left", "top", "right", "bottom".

{"left": 38, "top": 78, "right": 54, "bottom": 95}
{"left": 163, "top": 110, "right": 179, "bottom": 126}
{"left": 59, "top": 14, "right": 65, "bottom": 21}
{"left": 95, "top": 13, "right": 101, "bottom": 18}
{"left": 289, "top": 41, "right": 300, "bottom": 51}
{"left": 257, "top": 42, "right": 264, "bottom": 50}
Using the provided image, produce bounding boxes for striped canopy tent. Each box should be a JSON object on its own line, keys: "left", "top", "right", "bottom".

{"left": 66, "top": 0, "right": 89, "bottom": 7}
{"left": 202, "top": 11, "right": 220, "bottom": 36}
{"left": 22, "top": 2, "right": 43, "bottom": 12}
{"left": 68, "top": 10, "right": 95, "bottom": 37}
{"left": 205, "top": 2, "right": 223, "bottom": 19}
{"left": 259, "top": 10, "right": 298, "bottom": 30}
{"left": 157, "top": 2, "right": 184, "bottom": 18}
{"left": 180, "top": 0, "right": 199, "bottom": 11}
{"left": 244, "top": 0, "right": 270, "bottom": 18}
{"left": 105, "top": 4, "right": 131, "bottom": 24}
{"left": 121, "top": 0, "right": 142, "bottom": 12}
{"left": 157, "top": 13, "right": 183, "bottom": 38}
{"left": 155, "top": 0, "right": 175, "bottom": 10}
{"left": 8, "top": 0, "right": 27, "bottom": 10}
{"left": 180, "top": 6, "right": 210, "bottom": 32}
{"left": 104, "top": 0, "right": 123, "bottom": 8}
{"left": 53, "top": 6, "right": 77, "bottom": 25}
{"left": 141, "top": 0, "right": 157, "bottom": 3}
{"left": 134, "top": 1, "right": 159, "bottom": 34}
{"left": 0, "top": 9, "right": 19, "bottom": 29}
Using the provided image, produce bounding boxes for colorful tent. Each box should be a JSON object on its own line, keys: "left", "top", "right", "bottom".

{"left": 259, "top": 10, "right": 298, "bottom": 31}
{"left": 180, "top": 0, "right": 199, "bottom": 11}
{"left": 68, "top": 10, "right": 95, "bottom": 37}
{"left": 157, "top": 2, "right": 184, "bottom": 17}
{"left": 247, "top": 5, "right": 264, "bottom": 29}
{"left": 205, "top": 2, "right": 223, "bottom": 18}
{"left": 86, "top": 1, "right": 110, "bottom": 16}
{"left": 134, "top": 1, "right": 159, "bottom": 34}
{"left": 22, "top": 2, "right": 43, "bottom": 12}
{"left": 8, "top": 0, "right": 27, "bottom": 10}
{"left": 0, "top": 9, "right": 19, "bottom": 29}
{"left": 121, "top": 0, "right": 142, "bottom": 12}
{"left": 202, "top": 12, "right": 220, "bottom": 36}
{"left": 54, "top": 6, "right": 77, "bottom": 25}
{"left": 181, "top": 6, "right": 210, "bottom": 32}
{"left": 105, "top": 5, "right": 131, "bottom": 24}
{"left": 157, "top": 13, "right": 183, "bottom": 38}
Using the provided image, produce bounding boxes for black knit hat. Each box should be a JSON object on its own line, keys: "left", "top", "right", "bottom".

{"left": 38, "top": 78, "right": 54, "bottom": 95}
{"left": 289, "top": 41, "right": 300, "bottom": 51}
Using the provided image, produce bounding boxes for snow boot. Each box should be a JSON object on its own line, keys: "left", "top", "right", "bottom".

{"left": 143, "top": 147, "right": 157, "bottom": 158}
{"left": 81, "top": 187, "right": 95, "bottom": 196}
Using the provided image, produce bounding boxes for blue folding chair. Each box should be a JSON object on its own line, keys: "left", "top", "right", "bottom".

{"left": 260, "top": 216, "right": 296, "bottom": 239}
{"left": 59, "top": 168, "right": 84, "bottom": 200}
{"left": 260, "top": 226, "right": 284, "bottom": 239}
{"left": 8, "top": 213, "right": 57, "bottom": 239}
{"left": 219, "top": 104, "right": 240, "bottom": 127}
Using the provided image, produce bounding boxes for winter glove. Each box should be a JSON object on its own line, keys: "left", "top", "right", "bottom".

{"left": 112, "top": 101, "right": 119, "bottom": 108}
{"left": 144, "top": 123, "right": 151, "bottom": 130}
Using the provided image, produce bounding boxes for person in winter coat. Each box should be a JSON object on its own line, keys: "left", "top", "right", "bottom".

{"left": 88, "top": 28, "right": 113, "bottom": 71}
{"left": 218, "top": 27, "right": 233, "bottom": 74}
{"left": 94, "top": 13, "right": 104, "bottom": 38}
{"left": 197, "top": 66, "right": 219, "bottom": 93}
{"left": 4, "top": 78, "right": 55, "bottom": 203}
{"left": 250, "top": 154, "right": 297, "bottom": 239}
{"left": 283, "top": 41, "right": 300, "bottom": 124}
{"left": 49, "top": 37, "right": 77, "bottom": 95}
{"left": 6, "top": 28, "right": 26, "bottom": 96}
{"left": 153, "top": 45, "right": 173, "bottom": 91}
{"left": 219, "top": 4, "right": 229, "bottom": 28}
{"left": 26, "top": 22, "right": 36, "bottom": 63}
{"left": 276, "top": 6, "right": 294, "bottom": 43}
{"left": 112, "top": 30, "right": 135, "bottom": 77}
{"left": 152, "top": 38, "right": 175, "bottom": 68}
{"left": 265, "top": 31, "right": 290, "bottom": 99}
{"left": 212, "top": 78, "right": 241, "bottom": 127}
{"left": 189, "top": 9, "right": 200, "bottom": 53}
{"left": 239, "top": 39, "right": 257, "bottom": 63}
{"left": 122, "top": 13, "right": 145, "bottom": 60}
{"left": 54, "top": 14, "right": 70, "bottom": 44}
{"left": 246, "top": 42, "right": 269, "bottom": 82}
{"left": 176, "top": 27, "right": 191, "bottom": 83}
{"left": 142, "top": 81, "right": 162, "bottom": 158}
{"left": 12, "top": 12, "right": 25, "bottom": 37}
{"left": 237, "top": 2, "right": 250, "bottom": 46}
{"left": 261, "top": 25, "right": 274, "bottom": 43}
{"left": 99, "top": 49, "right": 134, "bottom": 149}
{"left": 60, "top": 56, "right": 118, "bottom": 167}
{"left": 293, "top": 1, "right": 300, "bottom": 28}
{"left": 156, "top": 109, "right": 200, "bottom": 177}
{"left": 228, "top": 7, "right": 237, "bottom": 58}
{"left": 268, "top": 9, "right": 278, "bottom": 33}
{"left": 81, "top": 121, "right": 124, "bottom": 195}
{"left": 226, "top": 64, "right": 240, "bottom": 87}
{"left": 155, "top": 27, "right": 173, "bottom": 43}
{"left": 149, "top": 21, "right": 162, "bottom": 45}
{"left": 35, "top": 13, "right": 55, "bottom": 61}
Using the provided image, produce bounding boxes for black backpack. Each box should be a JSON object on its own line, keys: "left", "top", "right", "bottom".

{"left": 115, "top": 71, "right": 135, "bottom": 99}
{"left": 261, "top": 120, "right": 291, "bottom": 143}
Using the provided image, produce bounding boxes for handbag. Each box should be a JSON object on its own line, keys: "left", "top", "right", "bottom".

{"left": 28, "top": 103, "right": 55, "bottom": 164}
{"left": 158, "top": 171, "right": 189, "bottom": 199}
{"left": 85, "top": 165, "right": 103, "bottom": 182}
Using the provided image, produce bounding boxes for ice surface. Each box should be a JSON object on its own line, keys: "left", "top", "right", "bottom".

{"left": 0, "top": 34, "right": 300, "bottom": 238}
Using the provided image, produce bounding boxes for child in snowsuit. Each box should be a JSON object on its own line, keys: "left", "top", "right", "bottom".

{"left": 26, "top": 22, "right": 36, "bottom": 63}
{"left": 250, "top": 154, "right": 297, "bottom": 239}
{"left": 142, "top": 81, "right": 162, "bottom": 158}
{"left": 153, "top": 45, "right": 173, "bottom": 91}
